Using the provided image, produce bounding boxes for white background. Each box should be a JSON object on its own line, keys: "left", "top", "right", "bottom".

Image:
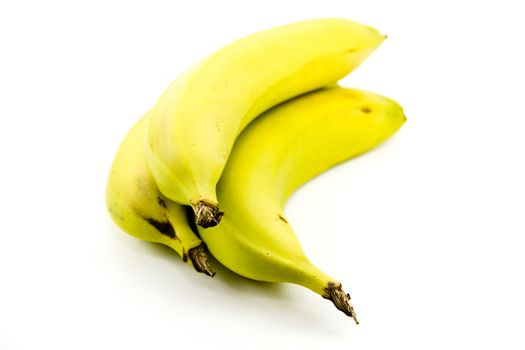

{"left": 1, "top": 0, "right": 524, "bottom": 349}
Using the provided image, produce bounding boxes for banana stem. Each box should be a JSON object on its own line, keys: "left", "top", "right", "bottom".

{"left": 325, "top": 283, "right": 359, "bottom": 324}
{"left": 188, "top": 245, "right": 216, "bottom": 277}
{"left": 193, "top": 201, "right": 224, "bottom": 228}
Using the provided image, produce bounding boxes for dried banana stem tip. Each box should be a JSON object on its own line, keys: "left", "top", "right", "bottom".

{"left": 193, "top": 201, "right": 224, "bottom": 228}
{"left": 188, "top": 245, "right": 216, "bottom": 277}
{"left": 325, "top": 282, "right": 359, "bottom": 324}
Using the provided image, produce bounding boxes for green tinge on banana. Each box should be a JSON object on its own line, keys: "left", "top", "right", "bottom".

{"left": 106, "top": 113, "right": 215, "bottom": 277}
{"left": 146, "top": 18, "right": 386, "bottom": 228}
{"left": 198, "top": 87, "right": 406, "bottom": 322}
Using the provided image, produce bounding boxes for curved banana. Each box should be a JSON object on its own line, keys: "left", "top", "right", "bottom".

{"left": 106, "top": 113, "right": 214, "bottom": 276}
{"left": 198, "top": 87, "right": 406, "bottom": 321}
{"left": 146, "top": 18, "right": 386, "bottom": 227}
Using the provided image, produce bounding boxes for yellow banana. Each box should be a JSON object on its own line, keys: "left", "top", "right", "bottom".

{"left": 198, "top": 87, "right": 406, "bottom": 322}
{"left": 146, "top": 18, "right": 386, "bottom": 227}
{"left": 106, "top": 113, "right": 214, "bottom": 276}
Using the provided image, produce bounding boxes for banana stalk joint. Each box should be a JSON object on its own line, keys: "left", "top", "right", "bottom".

{"left": 325, "top": 283, "right": 359, "bottom": 324}
{"left": 193, "top": 201, "right": 224, "bottom": 228}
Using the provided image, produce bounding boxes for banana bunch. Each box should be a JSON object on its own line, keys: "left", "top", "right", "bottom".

{"left": 106, "top": 18, "right": 405, "bottom": 322}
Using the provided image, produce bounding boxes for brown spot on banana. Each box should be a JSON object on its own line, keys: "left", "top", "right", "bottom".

{"left": 360, "top": 106, "right": 372, "bottom": 114}
{"left": 144, "top": 217, "right": 177, "bottom": 239}
{"left": 157, "top": 197, "right": 167, "bottom": 208}
{"left": 278, "top": 214, "right": 288, "bottom": 224}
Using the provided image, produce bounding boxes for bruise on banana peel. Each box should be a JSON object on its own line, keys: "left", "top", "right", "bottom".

{"left": 278, "top": 214, "right": 288, "bottom": 224}
{"left": 145, "top": 217, "right": 176, "bottom": 238}
{"left": 140, "top": 212, "right": 215, "bottom": 277}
